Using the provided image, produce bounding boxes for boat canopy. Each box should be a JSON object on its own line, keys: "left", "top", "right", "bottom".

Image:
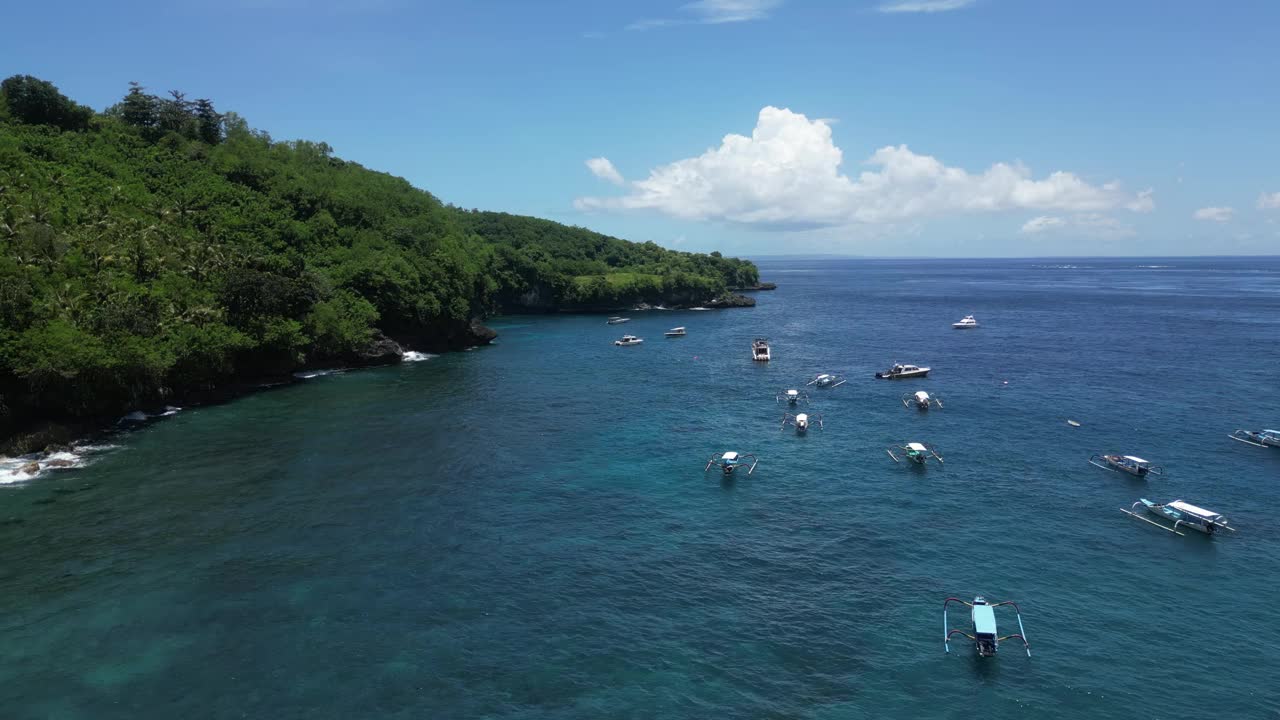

{"left": 915, "top": 391, "right": 930, "bottom": 401}
{"left": 796, "top": 414, "right": 808, "bottom": 422}
{"left": 972, "top": 604, "right": 997, "bottom": 636}
{"left": 1168, "top": 500, "right": 1220, "bottom": 520}
{"left": 668, "top": 326, "right": 685, "bottom": 332}
{"left": 722, "top": 451, "right": 739, "bottom": 461}
{"left": 1123, "top": 456, "right": 1149, "bottom": 464}
{"left": 786, "top": 389, "right": 799, "bottom": 395}
{"left": 907, "top": 442, "right": 928, "bottom": 452}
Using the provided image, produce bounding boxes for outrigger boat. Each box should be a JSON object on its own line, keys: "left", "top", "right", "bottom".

{"left": 1121, "top": 498, "right": 1236, "bottom": 536}
{"left": 752, "top": 338, "right": 771, "bottom": 362}
{"left": 606, "top": 316, "right": 630, "bottom": 325}
{"left": 944, "top": 596, "right": 1030, "bottom": 657}
{"left": 704, "top": 451, "right": 758, "bottom": 476}
{"left": 952, "top": 314, "right": 979, "bottom": 329}
{"left": 613, "top": 335, "right": 644, "bottom": 346}
{"left": 902, "top": 390, "right": 942, "bottom": 410}
{"left": 886, "top": 442, "right": 943, "bottom": 465}
{"left": 806, "top": 373, "right": 846, "bottom": 388}
{"left": 781, "top": 412, "right": 822, "bottom": 434}
{"left": 1229, "top": 428, "right": 1280, "bottom": 448}
{"left": 875, "top": 363, "right": 930, "bottom": 380}
{"left": 1089, "top": 454, "right": 1163, "bottom": 477}
{"left": 776, "top": 389, "right": 810, "bottom": 405}
{"left": 664, "top": 326, "right": 687, "bottom": 337}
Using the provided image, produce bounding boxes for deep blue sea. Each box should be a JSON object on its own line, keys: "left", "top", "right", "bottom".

{"left": 2, "top": 257, "right": 1279, "bottom": 719}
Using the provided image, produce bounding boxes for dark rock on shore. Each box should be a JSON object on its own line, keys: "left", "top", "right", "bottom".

{"left": 734, "top": 282, "right": 777, "bottom": 291}
{"left": 705, "top": 293, "right": 756, "bottom": 308}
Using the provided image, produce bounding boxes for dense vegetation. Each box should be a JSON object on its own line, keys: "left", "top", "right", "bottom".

{"left": 0, "top": 76, "right": 758, "bottom": 445}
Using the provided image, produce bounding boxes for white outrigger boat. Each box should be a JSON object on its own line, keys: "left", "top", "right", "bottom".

{"left": 1229, "top": 428, "right": 1280, "bottom": 448}
{"left": 606, "top": 316, "right": 630, "bottom": 325}
{"left": 1121, "top": 498, "right": 1236, "bottom": 536}
{"left": 944, "top": 596, "right": 1030, "bottom": 658}
{"left": 781, "top": 412, "right": 822, "bottom": 434}
{"left": 902, "top": 390, "right": 942, "bottom": 410}
{"left": 953, "top": 314, "right": 979, "bottom": 329}
{"left": 776, "top": 389, "right": 809, "bottom": 405}
{"left": 1089, "top": 454, "right": 1163, "bottom": 477}
{"left": 664, "top": 326, "right": 687, "bottom": 337}
{"left": 704, "top": 451, "right": 758, "bottom": 476}
{"left": 752, "top": 338, "right": 771, "bottom": 362}
{"left": 806, "top": 373, "right": 846, "bottom": 388}
{"left": 613, "top": 335, "right": 643, "bottom": 346}
{"left": 887, "top": 441, "right": 943, "bottom": 465}
{"left": 876, "top": 363, "right": 930, "bottom": 380}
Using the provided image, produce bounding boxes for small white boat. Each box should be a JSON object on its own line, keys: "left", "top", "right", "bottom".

{"left": 876, "top": 363, "right": 930, "bottom": 380}
{"left": 776, "top": 389, "right": 809, "bottom": 405}
{"left": 781, "top": 412, "right": 822, "bottom": 434}
{"left": 1122, "top": 498, "right": 1235, "bottom": 536}
{"left": 953, "top": 315, "right": 979, "bottom": 329}
{"left": 807, "top": 373, "right": 846, "bottom": 388}
{"left": 1089, "top": 454, "right": 1162, "bottom": 477}
{"left": 752, "top": 338, "right": 771, "bottom": 362}
{"left": 606, "top": 317, "right": 630, "bottom": 325}
{"left": 614, "top": 335, "right": 643, "bottom": 346}
{"left": 664, "top": 327, "right": 687, "bottom": 337}
{"left": 903, "top": 390, "right": 943, "bottom": 410}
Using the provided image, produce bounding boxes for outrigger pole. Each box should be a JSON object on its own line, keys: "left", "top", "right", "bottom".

{"left": 990, "top": 601, "right": 1031, "bottom": 657}
{"left": 942, "top": 597, "right": 968, "bottom": 653}
{"left": 1119, "top": 505, "right": 1185, "bottom": 536}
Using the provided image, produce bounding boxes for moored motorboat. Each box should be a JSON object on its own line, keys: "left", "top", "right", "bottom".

{"left": 1089, "top": 454, "right": 1163, "bottom": 477}
{"left": 752, "top": 338, "right": 771, "bottom": 362}
{"left": 606, "top": 316, "right": 630, "bottom": 325}
{"left": 876, "top": 363, "right": 930, "bottom": 379}
{"left": 1121, "top": 498, "right": 1235, "bottom": 536}
{"left": 953, "top": 315, "right": 979, "bottom": 329}
{"left": 664, "top": 326, "right": 687, "bottom": 337}
{"left": 614, "top": 335, "right": 644, "bottom": 346}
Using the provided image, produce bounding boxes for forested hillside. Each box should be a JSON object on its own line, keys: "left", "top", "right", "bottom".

{"left": 0, "top": 75, "right": 758, "bottom": 447}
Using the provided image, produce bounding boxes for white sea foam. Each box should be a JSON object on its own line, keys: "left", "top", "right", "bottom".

{"left": 293, "top": 369, "right": 345, "bottom": 379}
{"left": 0, "top": 443, "right": 118, "bottom": 485}
{"left": 402, "top": 351, "right": 436, "bottom": 362}
{"left": 119, "top": 411, "right": 149, "bottom": 423}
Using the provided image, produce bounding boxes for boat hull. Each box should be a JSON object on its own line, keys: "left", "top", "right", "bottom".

{"left": 1141, "top": 501, "right": 1215, "bottom": 535}
{"left": 876, "top": 370, "right": 929, "bottom": 379}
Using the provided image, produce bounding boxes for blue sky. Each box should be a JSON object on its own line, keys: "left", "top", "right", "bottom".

{"left": 4, "top": 0, "right": 1278, "bottom": 257}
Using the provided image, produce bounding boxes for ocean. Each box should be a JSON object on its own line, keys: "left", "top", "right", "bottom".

{"left": 2, "top": 257, "right": 1278, "bottom": 719}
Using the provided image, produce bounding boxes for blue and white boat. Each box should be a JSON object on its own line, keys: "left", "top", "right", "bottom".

{"left": 1229, "top": 428, "right": 1280, "bottom": 448}
{"left": 1121, "top": 498, "right": 1236, "bottom": 536}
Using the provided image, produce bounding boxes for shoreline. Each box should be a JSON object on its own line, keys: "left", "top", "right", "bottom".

{"left": 0, "top": 288, "right": 770, "bottom": 470}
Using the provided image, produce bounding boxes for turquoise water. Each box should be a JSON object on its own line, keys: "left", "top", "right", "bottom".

{"left": 2, "top": 258, "right": 1279, "bottom": 719}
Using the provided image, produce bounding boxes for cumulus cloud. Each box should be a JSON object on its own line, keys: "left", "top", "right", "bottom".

{"left": 585, "top": 157, "right": 625, "bottom": 185}
{"left": 878, "top": 0, "right": 975, "bottom": 13}
{"left": 628, "top": 0, "right": 781, "bottom": 30}
{"left": 577, "top": 106, "right": 1153, "bottom": 229}
{"left": 1193, "top": 206, "right": 1233, "bottom": 222}
{"left": 1021, "top": 216, "right": 1066, "bottom": 234}
{"left": 1258, "top": 191, "right": 1280, "bottom": 210}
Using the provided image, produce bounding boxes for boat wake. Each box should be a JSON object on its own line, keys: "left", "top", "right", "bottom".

{"left": 118, "top": 406, "right": 182, "bottom": 424}
{"left": 402, "top": 351, "right": 437, "bottom": 362}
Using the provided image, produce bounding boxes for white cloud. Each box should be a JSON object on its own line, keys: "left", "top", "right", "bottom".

{"left": 1021, "top": 216, "right": 1065, "bottom": 234}
{"left": 628, "top": 0, "right": 781, "bottom": 30}
{"left": 577, "top": 106, "right": 1153, "bottom": 229}
{"left": 1019, "top": 213, "right": 1134, "bottom": 238}
{"left": 585, "top": 157, "right": 625, "bottom": 185}
{"left": 1258, "top": 191, "right": 1280, "bottom": 210}
{"left": 878, "top": 0, "right": 975, "bottom": 13}
{"left": 1127, "top": 188, "right": 1155, "bottom": 213}
{"left": 1193, "top": 206, "right": 1234, "bottom": 222}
